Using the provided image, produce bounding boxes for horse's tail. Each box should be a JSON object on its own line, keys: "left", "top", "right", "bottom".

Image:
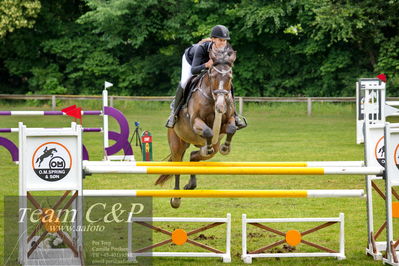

{"left": 155, "top": 174, "right": 173, "bottom": 186}
{"left": 155, "top": 153, "right": 172, "bottom": 186}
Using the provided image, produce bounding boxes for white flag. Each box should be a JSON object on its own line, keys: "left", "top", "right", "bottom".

{"left": 104, "top": 81, "right": 113, "bottom": 89}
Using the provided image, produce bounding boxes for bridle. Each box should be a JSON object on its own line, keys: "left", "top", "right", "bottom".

{"left": 206, "top": 61, "right": 233, "bottom": 101}
{"left": 212, "top": 64, "right": 232, "bottom": 76}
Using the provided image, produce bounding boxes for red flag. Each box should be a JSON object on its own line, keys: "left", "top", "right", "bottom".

{"left": 66, "top": 107, "right": 82, "bottom": 119}
{"left": 376, "top": 74, "right": 387, "bottom": 83}
{"left": 61, "top": 105, "right": 77, "bottom": 114}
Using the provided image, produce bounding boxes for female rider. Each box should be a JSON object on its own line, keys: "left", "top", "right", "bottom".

{"left": 165, "top": 25, "right": 247, "bottom": 129}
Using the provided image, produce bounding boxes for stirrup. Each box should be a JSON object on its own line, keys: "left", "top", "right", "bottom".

{"left": 235, "top": 115, "right": 247, "bottom": 130}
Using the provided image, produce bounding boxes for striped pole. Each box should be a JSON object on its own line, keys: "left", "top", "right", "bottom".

{"left": 0, "top": 128, "right": 102, "bottom": 132}
{"left": 0, "top": 111, "right": 102, "bottom": 116}
{"left": 83, "top": 189, "right": 365, "bottom": 198}
{"left": 83, "top": 165, "right": 383, "bottom": 175}
{"left": 84, "top": 160, "right": 365, "bottom": 167}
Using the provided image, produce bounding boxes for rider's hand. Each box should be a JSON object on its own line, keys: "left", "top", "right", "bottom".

{"left": 205, "top": 59, "right": 213, "bottom": 68}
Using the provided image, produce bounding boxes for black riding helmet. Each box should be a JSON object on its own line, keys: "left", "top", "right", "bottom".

{"left": 211, "top": 25, "right": 230, "bottom": 40}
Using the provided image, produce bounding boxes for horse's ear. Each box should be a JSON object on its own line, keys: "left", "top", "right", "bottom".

{"left": 228, "top": 50, "right": 236, "bottom": 63}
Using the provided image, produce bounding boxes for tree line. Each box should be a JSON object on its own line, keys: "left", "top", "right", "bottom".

{"left": 0, "top": 0, "right": 398, "bottom": 96}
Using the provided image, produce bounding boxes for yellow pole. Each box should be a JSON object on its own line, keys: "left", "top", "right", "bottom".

{"left": 135, "top": 190, "right": 309, "bottom": 198}
{"left": 146, "top": 166, "right": 325, "bottom": 175}
{"left": 136, "top": 161, "right": 308, "bottom": 167}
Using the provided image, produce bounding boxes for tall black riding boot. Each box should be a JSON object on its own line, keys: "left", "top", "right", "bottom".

{"left": 165, "top": 83, "right": 185, "bottom": 128}
{"left": 230, "top": 87, "right": 247, "bottom": 130}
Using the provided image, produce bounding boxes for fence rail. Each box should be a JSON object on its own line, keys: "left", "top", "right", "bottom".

{"left": 2, "top": 94, "right": 399, "bottom": 116}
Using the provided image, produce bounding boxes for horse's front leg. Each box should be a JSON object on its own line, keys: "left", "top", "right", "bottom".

{"left": 220, "top": 116, "right": 236, "bottom": 155}
{"left": 192, "top": 117, "right": 214, "bottom": 157}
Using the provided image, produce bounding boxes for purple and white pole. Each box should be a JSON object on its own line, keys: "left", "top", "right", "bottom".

{"left": 0, "top": 128, "right": 101, "bottom": 132}
{"left": 0, "top": 111, "right": 102, "bottom": 116}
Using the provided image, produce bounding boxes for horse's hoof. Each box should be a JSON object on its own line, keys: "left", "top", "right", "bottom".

{"left": 184, "top": 184, "right": 196, "bottom": 190}
{"left": 170, "top": 197, "right": 181, "bottom": 208}
{"left": 219, "top": 144, "right": 230, "bottom": 155}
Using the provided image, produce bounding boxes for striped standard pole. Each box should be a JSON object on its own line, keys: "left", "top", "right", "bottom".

{"left": 0, "top": 111, "right": 102, "bottom": 116}
{"left": 83, "top": 189, "right": 365, "bottom": 198}
{"left": 84, "top": 161, "right": 365, "bottom": 167}
{"left": 0, "top": 128, "right": 102, "bottom": 132}
{"left": 83, "top": 165, "right": 383, "bottom": 175}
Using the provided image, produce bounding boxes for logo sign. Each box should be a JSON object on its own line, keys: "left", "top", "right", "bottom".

{"left": 31, "top": 142, "right": 72, "bottom": 182}
{"left": 374, "top": 136, "right": 385, "bottom": 167}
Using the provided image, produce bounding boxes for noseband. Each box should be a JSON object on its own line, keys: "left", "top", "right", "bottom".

{"left": 208, "top": 62, "right": 232, "bottom": 98}
{"left": 212, "top": 65, "right": 232, "bottom": 76}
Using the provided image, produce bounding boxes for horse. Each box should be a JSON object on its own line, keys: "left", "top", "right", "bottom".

{"left": 35, "top": 147, "right": 57, "bottom": 167}
{"left": 155, "top": 44, "right": 237, "bottom": 208}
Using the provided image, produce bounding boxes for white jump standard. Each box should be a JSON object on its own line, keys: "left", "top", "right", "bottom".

{"left": 18, "top": 123, "right": 83, "bottom": 266}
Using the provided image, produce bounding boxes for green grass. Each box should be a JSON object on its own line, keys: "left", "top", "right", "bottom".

{"left": 0, "top": 101, "right": 388, "bottom": 265}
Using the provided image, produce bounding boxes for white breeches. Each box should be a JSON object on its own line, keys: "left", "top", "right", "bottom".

{"left": 180, "top": 54, "right": 192, "bottom": 89}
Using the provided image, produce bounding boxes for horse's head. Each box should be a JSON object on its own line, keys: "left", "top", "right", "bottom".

{"left": 208, "top": 45, "right": 236, "bottom": 114}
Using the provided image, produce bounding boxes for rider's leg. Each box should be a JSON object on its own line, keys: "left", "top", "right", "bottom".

{"left": 165, "top": 54, "right": 192, "bottom": 128}
{"left": 231, "top": 87, "right": 247, "bottom": 130}
{"left": 165, "top": 83, "right": 185, "bottom": 128}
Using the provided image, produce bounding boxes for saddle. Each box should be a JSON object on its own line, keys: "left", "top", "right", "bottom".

{"left": 181, "top": 71, "right": 207, "bottom": 108}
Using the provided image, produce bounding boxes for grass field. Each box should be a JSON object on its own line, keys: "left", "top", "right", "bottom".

{"left": 0, "top": 100, "right": 390, "bottom": 265}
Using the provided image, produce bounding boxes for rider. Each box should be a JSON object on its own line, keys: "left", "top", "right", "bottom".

{"left": 165, "top": 25, "right": 247, "bottom": 129}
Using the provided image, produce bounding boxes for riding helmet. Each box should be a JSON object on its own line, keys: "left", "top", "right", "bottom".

{"left": 211, "top": 25, "right": 230, "bottom": 40}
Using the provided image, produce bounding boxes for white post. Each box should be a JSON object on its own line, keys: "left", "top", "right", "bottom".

{"left": 382, "top": 122, "right": 399, "bottom": 264}
{"left": 307, "top": 97, "right": 312, "bottom": 116}
{"left": 103, "top": 89, "right": 109, "bottom": 158}
{"left": 103, "top": 82, "right": 113, "bottom": 159}
{"left": 339, "top": 213, "right": 345, "bottom": 260}
{"left": 384, "top": 123, "right": 395, "bottom": 264}
{"left": 18, "top": 122, "right": 26, "bottom": 264}
{"left": 52, "top": 95, "right": 56, "bottom": 110}
{"left": 224, "top": 213, "right": 231, "bottom": 263}
{"left": 239, "top": 97, "right": 243, "bottom": 116}
{"left": 127, "top": 213, "right": 137, "bottom": 262}
{"left": 242, "top": 214, "right": 251, "bottom": 263}
{"left": 110, "top": 96, "right": 114, "bottom": 108}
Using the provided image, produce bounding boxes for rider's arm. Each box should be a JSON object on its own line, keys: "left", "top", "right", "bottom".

{"left": 191, "top": 45, "right": 208, "bottom": 75}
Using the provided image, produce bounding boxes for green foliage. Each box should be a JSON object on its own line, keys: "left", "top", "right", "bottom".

{"left": 0, "top": 0, "right": 41, "bottom": 38}
{"left": 0, "top": 0, "right": 398, "bottom": 96}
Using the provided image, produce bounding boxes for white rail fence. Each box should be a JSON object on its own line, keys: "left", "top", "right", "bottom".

{"left": 2, "top": 94, "right": 399, "bottom": 116}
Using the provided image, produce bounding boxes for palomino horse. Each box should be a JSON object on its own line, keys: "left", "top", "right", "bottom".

{"left": 156, "top": 44, "right": 237, "bottom": 208}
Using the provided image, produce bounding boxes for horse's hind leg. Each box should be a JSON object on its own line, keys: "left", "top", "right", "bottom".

{"left": 170, "top": 174, "right": 181, "bottom": 208}
{"left": 184, "top": 146, "right": 218, "bottom": 190}
{"left": 166, "top": 129, "right": 189, "bottom": 208}
{"left": 184, "top": 151, "right": 200, "bottom": 190}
